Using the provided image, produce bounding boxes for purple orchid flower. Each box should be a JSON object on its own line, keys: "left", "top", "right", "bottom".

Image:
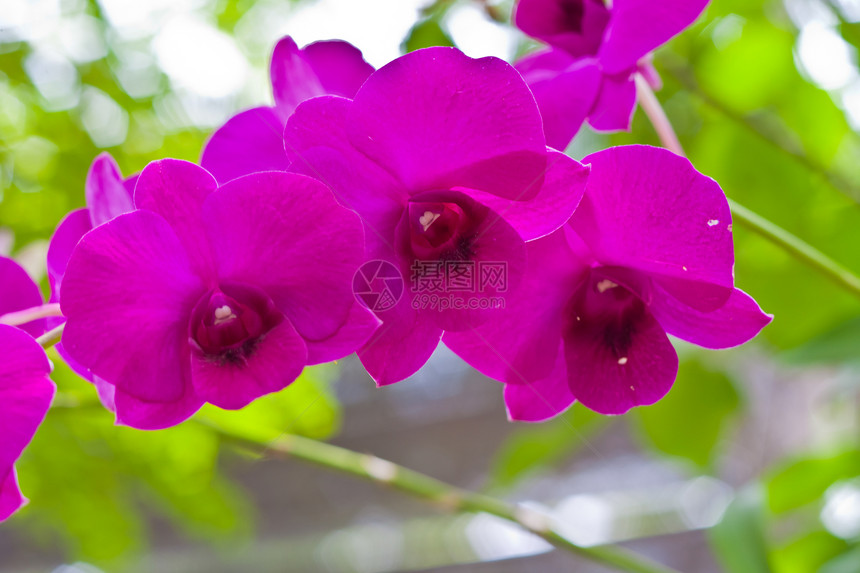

{"left": 59, "top": 159, "right": 378, "bottom": 429}
{"left": 48, "top": 152, "right": 137, "bottom": 302}
{"left": 284, "top": 46, "right": 590, "bottom": 386}
{"left": 0, "top": 324, "right": 55, "bottom": 522}
{"left": 0, "top": 256, "right": 46, "bottom": 338}
{"left": 0, "top": 259, "right": 56, "bottom": 521}
{"left": 46, "top": 153, "right": 142, "bottom": 423}
{"left": 513, "top": 0, "right": 709, "bottom": 149}
{"left": 445, "top": 145, "right": 771, "bottom": 418}
{"left": 200, "top": 36, "right": 374, "bottom": 185}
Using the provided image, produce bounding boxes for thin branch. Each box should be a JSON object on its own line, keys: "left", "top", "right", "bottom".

{"left": 36, "top": 322, "right": 65, "bottom": 349}
{"left": 659, "top": 55, "right": 860, "bottom": 202}
{"left": 205, "top": 421, "right": 682, "bottom": 573}
{"left": 0, "top": 303, "right": 63, "bottom": 327}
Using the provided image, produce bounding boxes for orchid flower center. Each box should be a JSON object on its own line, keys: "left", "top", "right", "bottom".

{"left": 189, "top": 283, "right": 283, "bottom": 362}
{"left": 568, "top": 270, "right": 646, "bottom": 361}
{"left": 560, "top": 0, "right": 587, "bottom": 33}
{"left": 406, "top": 200, "right": 474, "bottom": 261}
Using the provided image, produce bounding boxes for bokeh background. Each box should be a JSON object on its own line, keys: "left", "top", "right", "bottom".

{"left": 2, "top": 0, "right": 860, "bottom": 571}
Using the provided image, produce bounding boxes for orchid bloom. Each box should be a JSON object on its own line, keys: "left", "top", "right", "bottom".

{"left": 200, "top": 36, "right": 374, "bottom": 184}
{"left": 59, "top": 160, "right": 378, "bottom": 429}
{"left": 513, "top": 0, "right": 709, "bottom": 149}
{"left": 0, "top": 258, "right": 56, "bottom": 521}
{"left": 285, "top": 47, "right": 589, "bottom": 385}
{"left": 445, "top": 145, "right": 771, "bottom": 418}
{"left": 46, "top": 153, "right": 140, "bottom": 422}
{"left": 0, "top": 256, "right": 46, "bottom": 338}
{"left": 0, "top": 325, "right": 54, "bottom": 521}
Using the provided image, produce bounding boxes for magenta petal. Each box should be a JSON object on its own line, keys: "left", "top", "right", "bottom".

{"left": 305, "top": 302, "right": 380, "bottom": 365}
{"left": 573, "top": 145, "right": 734, "bottom": 310}
{"left": 358, "top": 298, "right": 443, "bottom": 386}
{"left": 302, "top": 40, "right": 374, "bottom": 98}
{"left": 516, "top": 52, "right": 602, "bottom": 150}
{"left": 113, "top": 375, "right": 204, "bottom": 430}
{"left": 403, "top": 193, "right": 527, "bottom": 332}
{"left": 0, "top": 257, "right": 44, "bottom": 338}
{"left": 85, "top": 153, "right": 134, "bottom": 226}
{"left": 93, "top": 376, "right": 116, "bottom": 412}
{"left": 285, "top": 96, "right": 406, "bottom": 246}
{"left": 0, "top": 325, "right": 54, "bottom": 472}
{"left": 588, "top": 73, "right": 637, "bottom": 132}
{"left": 460, "top": 149, "right": 589, "bottom": 241}
{"left": 0, "top": 469, "right": 25, "bottom": 521}
{"left": 200, "top": 106, "right": 289, "bottom": 185}
{"left": 270, "top": 36, "right": 326, "bottom": 120}
{"left": 203, "top": 172, "right": 364, "bottom": 341}
{"left": 651, "top": 287, "right": 772, "bottom": 349}
{"left": 565, "top": 309, "right": 678, "bottom": 415}
{"left": 348, "top": 47, "right": 547, "bottom": 200}
{"left": 47, "top": 208, "right": 92, "bottom": 299}
{"left": 504, "top": 352, "right": 575, "bottom": 422}
{"left": 515, "top": 0, "right": 611, "bottom": 59}
{"left": 599, "top": 0, "right": 709, "bottom": 74}
{"left": 61, "top": 211, "right": 204, "bottom": 402}
{"left": 134, "top": 159, "right": 218, "bottom": 281}
{"left": 191, "top": 318, "right": 307, "bottom": 410}
{"left": 443, "top": 229, "right": 584, "bottom": 383}
{"left": 48, "top": 212, "right": 94, "bottom": 383}
{"left": 0, "top": 325, "right": 53, "bottom": 521}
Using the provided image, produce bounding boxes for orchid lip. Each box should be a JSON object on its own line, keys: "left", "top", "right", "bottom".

{"left": 567, "top": 268, "right": 648, "bottom": 359}
{"left": 188, "top": 282, "right": 284, "bottom": 362}
{"left": 403, "top": 195, "right": 477, "bottom": 262}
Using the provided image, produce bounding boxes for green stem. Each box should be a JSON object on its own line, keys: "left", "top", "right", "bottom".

{"left": 37, "top": 322, "right": 65, "bottom": 349}
{"left": 659, "top": 55, "right": 860, "bottom": 202}
{"left": 635, "top": 74, "right": 860, "bottom": 300}
{"left": 0, "top": 302, "right": 63, "bottom": 327}
{"left": 206, "top": 421, "right": 681, "bottom": 573}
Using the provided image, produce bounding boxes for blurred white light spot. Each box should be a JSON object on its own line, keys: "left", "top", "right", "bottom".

{"left": 284, "top": 0, "right": 425, "bottom": 68}
{"left": 60, "top": 14, "right": 107, "bottom": 63}
{"left": 833, "top": 0, "right": 860, "bottom": 21}
{"left": 554, "top": 494, "right": 614, "bottom": 546}
{"left": 0, "top": 0, "right": 61, "bottom": 43}
{"left": 98, "top": 0, "right": 197, "bottom": 40}
{"left": 711, "top": 15, "right": 745, "bottom": 51}
{"left": 51, "top": 563, "right": 105, "bottom": 573}
{"left": 80, "top": 87, "right": 128, "bottom": 148}
{"left": 821, "top": 481, "right": 860, "bottom": 539}
{"left": 797, "top": 21, "right": 857, "bottom": 90}
{"left": 465, "top": 513, "right": 551, "bottom": 561}
{"left": 154, "top": 15, "right": 247, "bottom": 98}
{"left": 678, "top": 476, "right": 734, "bottom": 529}
{"left": 23, "top": 48, "right": 80, "bottom": 111}
{"left": 840, "top": 79, "right": 860, "bottom": 130}
{"left": 785, "top": 0, "right": 839, "bottom": 27}
{"left": 447, "top": 3, "right": 516, "bottom": 60}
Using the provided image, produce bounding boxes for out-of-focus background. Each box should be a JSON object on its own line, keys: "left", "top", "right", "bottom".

{"left": 1, "top": 0, "right": 860, "bottom": 571}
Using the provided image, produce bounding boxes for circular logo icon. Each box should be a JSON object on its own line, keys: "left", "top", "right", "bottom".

{"left": 353, "top": 260, "right": 404, "bottom": 312}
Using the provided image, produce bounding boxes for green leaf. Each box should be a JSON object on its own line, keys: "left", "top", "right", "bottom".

{"left": 771, "top": 531, "right": 851, "bottom": 573}
{"left": 820, "top": 544, "right": 860, "bottom": 573}
{"left": 402, "top": 18, "right": 455, "bottom": 53}
{"left": 487, "top": 403, "right": 608, "bottom": 491}
{"left": 783, "top": 316, "right": 860, "bottom": 363}
{"left": 197, "top": 364, "right": 342, "bottom": 442}
{"left": 766, "top": 448, "right": 860, "bottom": 514}
{"left": 633, "top": 357, "right": 741, "bottom": 469}
{"left": 709, "top": 486, "right": 774, "bottom": 573}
